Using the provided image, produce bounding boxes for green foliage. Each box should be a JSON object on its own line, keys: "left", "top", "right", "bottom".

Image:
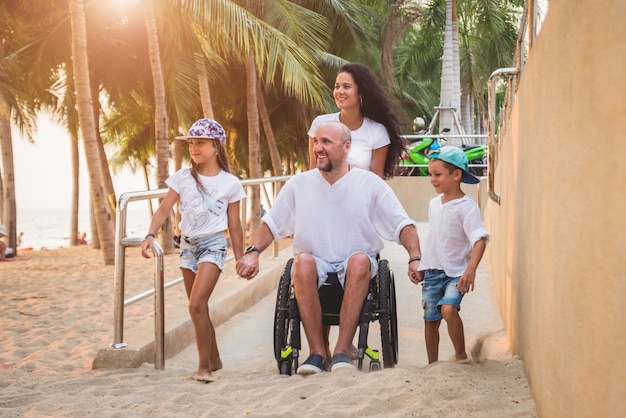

{"left": 3, "top": 0, "right": 522, "bottom": 177}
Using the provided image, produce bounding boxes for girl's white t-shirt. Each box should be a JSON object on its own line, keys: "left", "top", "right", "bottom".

{"left": 308, "top": 113, "right": 390, "bottom": 171}
{"left": 166, "top": 168, "right": 246, "bottom": 237}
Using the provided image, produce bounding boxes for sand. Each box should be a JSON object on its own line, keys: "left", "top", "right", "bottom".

{"left": 0, "top": 243, "right": 537, "bottom": 417}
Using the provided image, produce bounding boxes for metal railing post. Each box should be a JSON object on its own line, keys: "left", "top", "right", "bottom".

{"left": 152, "top": 241, "right": 165, "bottom": 370}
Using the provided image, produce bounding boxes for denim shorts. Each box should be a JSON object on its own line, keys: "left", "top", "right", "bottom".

{"left": 178, "top": 232, "right": 227, "bottom": 273}
{"left": 292, "top": 252, "right": 378, "bottom": 288}
{"left": 421, "top": 269, "right": 464, "bottom": 321}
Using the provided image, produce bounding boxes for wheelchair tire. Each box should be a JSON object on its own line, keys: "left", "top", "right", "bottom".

{"left": 273, "top": 258, "right": 294, "bottom": 372}
{"left": 377, "top": 259, "right": 397, "bottom": 368}
{"left": 389, "top": 270, "right": 399, "bottom": 365}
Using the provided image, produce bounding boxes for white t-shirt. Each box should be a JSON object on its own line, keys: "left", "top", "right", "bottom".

{"left": 166, "top": 168, "right": 246, "bottom": 237}
{"left": 262, "top": 168, "right": 416, "bottom": 262}
{"left": 308, "top": 113, "right": 390, "bottom": 171}
{"left": 419, "top": 195, "right": 490, "bottom": 277}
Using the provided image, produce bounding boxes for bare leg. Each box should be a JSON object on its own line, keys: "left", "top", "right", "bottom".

{"left": 333, "top": 253, "right": 370, "bottom": 357}
{"left": 183, "top": 264, "right": 221, "bottom": 380}
{"left": 292, "top": 254, "right": 326, "bottom": 360}
{"left": 425, "top": 319, "right": 441, "bottom": 364}
{"left": 441, "top": 304, "right": 467, "bottom": 361}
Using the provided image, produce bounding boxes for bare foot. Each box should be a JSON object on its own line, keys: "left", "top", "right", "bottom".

{"left": 212, "top": 360, "right": 223, "bottom": 372}
{"left": 191, "top": 372, "right": 218, "bottom": 383}
{"left": 456, "top": 353, "right": 472, "bottom": 364}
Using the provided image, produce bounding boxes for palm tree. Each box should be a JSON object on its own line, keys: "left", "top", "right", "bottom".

{"left": 142, "top": 0, "right": 174, "bottom": 253}
{"left": 395, "top": 0, "right": 520, "bottom": 138}
{"left": 68, "top": 0, "right": 115, "bottom": 264}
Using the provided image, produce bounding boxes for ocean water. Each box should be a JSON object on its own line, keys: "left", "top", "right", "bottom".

{"left": 16, "top": 208, "right": 152, "bottom": 250}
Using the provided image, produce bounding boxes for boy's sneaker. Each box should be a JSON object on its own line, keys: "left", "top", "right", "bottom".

{"left": 297, "top": 354, "right": 326, "bottom": 375}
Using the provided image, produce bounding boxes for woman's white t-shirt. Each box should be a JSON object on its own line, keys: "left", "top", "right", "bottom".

{"left": 166, "top": 168, "right": 246, "bottom": 237}
{"left": 308, "top": 113, "right": 390, "bottom": 171}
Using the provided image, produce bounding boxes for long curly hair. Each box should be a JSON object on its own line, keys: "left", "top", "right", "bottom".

{"left": 339, "top": 63, "right": 404, "bottom": 179}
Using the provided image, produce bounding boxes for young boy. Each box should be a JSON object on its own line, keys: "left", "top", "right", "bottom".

{"left": 413, "top": 146, "right": 489, "bottom": 364}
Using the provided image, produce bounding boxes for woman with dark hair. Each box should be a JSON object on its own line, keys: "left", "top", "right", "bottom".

{"left": 308, "top": 62, "right": 404, "bottom": 179}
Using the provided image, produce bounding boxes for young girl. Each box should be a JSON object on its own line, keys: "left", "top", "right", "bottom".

{"left": 141, "top": 118, "right": 245, "bottom": 382}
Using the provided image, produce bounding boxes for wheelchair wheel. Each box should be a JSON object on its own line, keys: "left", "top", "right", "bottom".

{"left": 273, "top": 259, "right": 294, "bottom": 374}
{"left": 389, "top": 269, "right": 399, "bottom": 365}
{"left": 377, "top": 259, "right": 398, "bottom": 368}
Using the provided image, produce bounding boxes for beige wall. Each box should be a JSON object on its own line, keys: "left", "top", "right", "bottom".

{"left": 387, "top": 176, "right": 487, "bottom": 221}
{"left": 486, "top": 1, "right": 626, "bottom": 416}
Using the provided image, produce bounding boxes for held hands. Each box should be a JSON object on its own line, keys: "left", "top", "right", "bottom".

{"left": 235, "top": 253, "right": 259, "bottom": 280}
{"left": 408, "top": 258, "right": 423, "bottom": 285}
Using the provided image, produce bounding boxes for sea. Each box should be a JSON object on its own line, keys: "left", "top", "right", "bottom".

{"left": 16, "top": 208, "right": 152, "bottom": 250}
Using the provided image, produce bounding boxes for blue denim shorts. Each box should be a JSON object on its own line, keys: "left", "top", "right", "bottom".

{"left": 292, "top": 252, "right": 378, "bottom": 288}
{"left": 178, "top": 232, "right": 227, "bottom": 273}
{"left": 421, "top": 269, "right": 464, "bottom": 321}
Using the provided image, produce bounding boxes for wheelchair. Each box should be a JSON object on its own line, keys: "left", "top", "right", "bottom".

{"left": 273, "top": 257, "right": 399, "bottom": 375}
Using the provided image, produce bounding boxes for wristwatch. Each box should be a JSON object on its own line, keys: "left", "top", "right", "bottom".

{"left": 245, "top": 246, "right": 260, "bottom": 255}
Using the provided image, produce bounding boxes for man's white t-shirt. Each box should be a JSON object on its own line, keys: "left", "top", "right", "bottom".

{"left": 418, "top": 195, "right": 490, "bottom": 278}
{"left": 166, "top": 168, "right": 246, "bottom": 237}
{"left": 308, "top": 113, "right": 390, "bottom": 171}
{"left": 262, "top": 168, "right": 416, "bottom": 262}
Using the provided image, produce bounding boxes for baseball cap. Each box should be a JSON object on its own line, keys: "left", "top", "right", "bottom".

{"left": 430, "top": 146, "right": 480, "bottom": 184}
{"left": 175, "top": 118, "right": 226, "bottom": 143}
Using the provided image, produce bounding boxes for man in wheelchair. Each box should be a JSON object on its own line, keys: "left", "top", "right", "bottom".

{"left": 237, "top": 121, "right": 422, "bottom": 374}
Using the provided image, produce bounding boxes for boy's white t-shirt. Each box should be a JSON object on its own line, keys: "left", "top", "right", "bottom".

{"left": 166, "top": 168, "right": 246, "bottom": 237}
{"left": 308, "top": 113, "right": 390, "bottom": 171}
{"left": 262, "top": 168, "right": 416, "bottom": 262}
{"left": 419, "top": 195, "right": 490, "bottom": 278}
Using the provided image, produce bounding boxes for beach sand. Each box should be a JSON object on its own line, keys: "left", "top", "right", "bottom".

{"left": 1, "top": 243, "right": 537, "bottom": 417}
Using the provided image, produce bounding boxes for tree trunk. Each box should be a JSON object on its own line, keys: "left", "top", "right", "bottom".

{"left": 439, "top": 0, "right": 463, "bottom": 145}
{"left": 380, "top": 0, "right": 420, "bottom": 93}
{"left": 144, "top": 0, "right": 173, "bottom": 253}
{"left": 90, "top": 80, "right": 117, "bottom": 217}
{"left": 68, "top": 0, "right": 115, "bottom": 264}
{"left": 0, "top": 35, "right": 17, "bottom": 256}
{"left": 70, "top": 130, "right": 79, "bottom": 246}
{"left": 0, "top": 108, "right": 17, "bottom": 257}
{"left": 246, "top": 54, "right": 262, "bottom": 242}
{"left": 256, "top": 83, "right": 283, "bottom": 177}
{"left": 196, "top": 53, "right": 214, "bottom": 119}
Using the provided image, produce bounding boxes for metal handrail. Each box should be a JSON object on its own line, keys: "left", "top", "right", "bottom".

{"left": 111, "top": 175, "right": 292, "bottom": 369}
{"left": 487, "top": 67, "right": 519, "bottom": 205}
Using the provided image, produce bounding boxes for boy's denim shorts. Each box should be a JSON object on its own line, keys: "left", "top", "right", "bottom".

{"left": 421, "top": 269, "right": 464, "bottom": 321}
{"left": 292, "top": 252, "right": 378, "bottom": 288}
{"left": 178, "top": 232, "right": 227, "bottom": 273}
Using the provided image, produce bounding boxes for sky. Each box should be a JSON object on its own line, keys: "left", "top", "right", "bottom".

{"left": 12, "top": 112, "right": 148, "bottom": 211}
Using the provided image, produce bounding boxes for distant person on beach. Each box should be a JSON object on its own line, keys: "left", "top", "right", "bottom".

{"left": 141, "top": 118, "right": 246, "bottom": 383}
{"left": 77, "top": 232, "right": 88, "bottom": 245}
{"left": 237, "top": 121, "right": 422, "bottom": 374}
{"left": 307, "top": 62, "right": 404, "bottom": 179}
{"left": 411, "top": 147, "right": 489, "bottom": 364}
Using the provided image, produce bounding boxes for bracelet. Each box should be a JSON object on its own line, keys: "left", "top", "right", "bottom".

{"left": 408, "top": 256, "right": 421, "bottom": 264}
{"left": 144, "top": 233, "right": 156, "bottom": 240}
